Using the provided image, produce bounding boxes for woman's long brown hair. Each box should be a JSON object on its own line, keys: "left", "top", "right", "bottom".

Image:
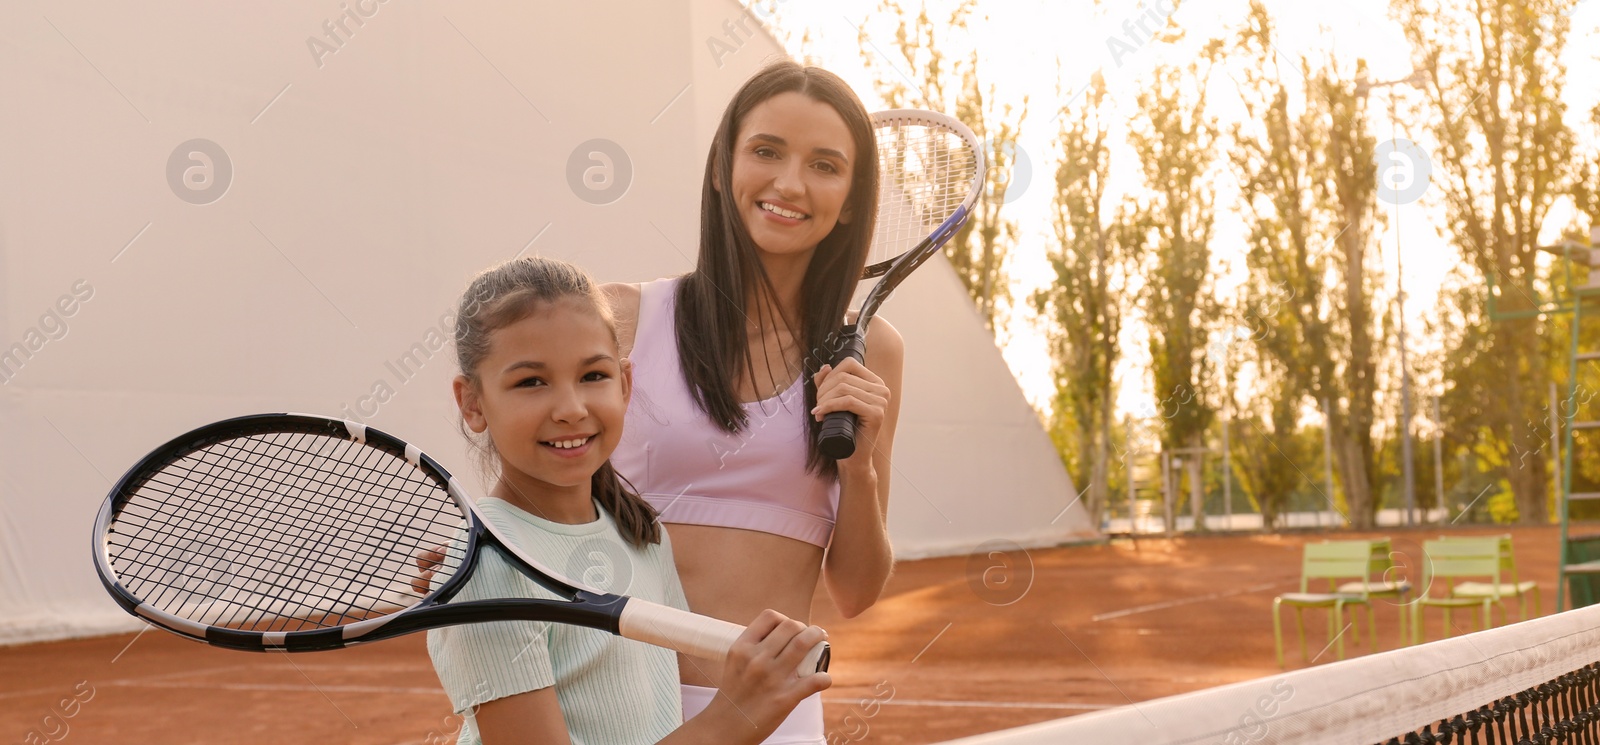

{"left": 674, "top": 61, "right": 880, "bottom": 479}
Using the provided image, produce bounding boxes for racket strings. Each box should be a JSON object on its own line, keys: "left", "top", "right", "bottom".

{"left": 195, "top": 431, "right": 460, "bottom": 623}
{"left": 870, "top": 123, "right": 980, "bottom": 266}
{"left": 106, "top": 429, "right": 467, "bottom": 633}
{"left": 115, "top": 432, "right": 456, "bottom": 629}
{"left": 188, "top": 433, "right": 430, "bottom": 621}
{"left": 112, "top": 433, "right": 418, "bottom": 628}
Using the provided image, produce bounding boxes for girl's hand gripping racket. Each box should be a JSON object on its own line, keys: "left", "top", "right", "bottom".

{"left": 92, "top": 413, "right": 829, "bottom": 676}
{"left": 819, "top": 109, "right": 985, "bottom": 459}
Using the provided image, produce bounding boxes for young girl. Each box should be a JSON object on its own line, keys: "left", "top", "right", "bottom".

{"left": 606, "top": 61, "right": 901, "bottom": 743}
{"left": 427, "top": 256, "right": 830, "bottom": 745}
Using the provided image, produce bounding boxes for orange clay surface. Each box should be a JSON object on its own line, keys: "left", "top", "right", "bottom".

{"left": 1, "top": 525, "right": 1565, "bottom": 744}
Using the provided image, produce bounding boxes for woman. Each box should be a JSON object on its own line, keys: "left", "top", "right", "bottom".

{"left": 605, "top": 60, "right": 901, "bottom": 744}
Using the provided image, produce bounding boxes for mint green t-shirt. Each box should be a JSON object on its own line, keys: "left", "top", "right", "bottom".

{"left": 426, "top": 498, "right": 688, "bottom": 745}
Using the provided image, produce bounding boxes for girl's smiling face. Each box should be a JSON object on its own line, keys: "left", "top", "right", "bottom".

{"left": 457, "top": 298, "right": 630, "bottom": 506}
{"left": 726, "top": 91, "right": 858, "bottom": 262}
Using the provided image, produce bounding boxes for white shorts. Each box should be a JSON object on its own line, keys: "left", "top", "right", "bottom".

{"left": 680, "top": 683, "right": 825, "bottom": 745}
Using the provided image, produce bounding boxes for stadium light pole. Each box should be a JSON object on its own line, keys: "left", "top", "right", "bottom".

{"left": 1323, "top": 397, "right": 1335, "bottom": 527}
{"left": 1357, "top": 69, "right": 1427, "bottom": 527}
{"left": 1434, "top": 394, "right": 1445, "bottom": 523}
{"left": 1399, "top": 198, "right": 1418, "bottom": 527}
{"left": 1222, "top": 342, "right": 1232, "bottom": 530}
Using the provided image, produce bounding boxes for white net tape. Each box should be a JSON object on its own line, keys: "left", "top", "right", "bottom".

{"left": 939, "top": 603, "right": 1600, "bottom": 745}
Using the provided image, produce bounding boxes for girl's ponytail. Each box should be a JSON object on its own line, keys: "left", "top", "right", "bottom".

{"left": 591, "top": 461, "right": 660, "bottom": 548}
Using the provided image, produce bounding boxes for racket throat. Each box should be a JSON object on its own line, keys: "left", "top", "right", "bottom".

{"left": 405, "top": 593, "right": 630, "bottom": 637}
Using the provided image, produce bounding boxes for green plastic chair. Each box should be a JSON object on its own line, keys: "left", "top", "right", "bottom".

{"left": 1439, "top": 534, "right": 1540, "bottom": 623}
{"left": 1334, "top": 537, "right": 1411, "bottom": 646}
{"left": 1412, "top": 537, "right": 1505, "bottom": 644}
{"left": 1274, "top": 541, "right": 1378, "bottom": 667}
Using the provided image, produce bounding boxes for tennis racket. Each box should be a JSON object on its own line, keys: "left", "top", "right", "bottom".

{"left": 92, "top": 413, "right": 829, "bottom": 676}
{"left": 818, "top": 109, "right": 985, "bottom": 459}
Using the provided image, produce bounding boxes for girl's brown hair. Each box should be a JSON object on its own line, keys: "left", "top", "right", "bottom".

{"left": 675, "top": 60, "right": 880, "bottom": 479}
{"left": 454, "top": 256, "right": 659, "bottom": 548}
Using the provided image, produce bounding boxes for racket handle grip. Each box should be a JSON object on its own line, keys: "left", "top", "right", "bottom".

{"left": 618, "top": 600, "right": 831, "bottom": 677}
{"left": 818, "top": 327, "right": 867, "bottom": 460}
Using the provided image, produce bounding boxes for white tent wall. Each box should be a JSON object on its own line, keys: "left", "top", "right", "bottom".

{"left": 0, "top": 0, "right": 1093, "bottom": 644}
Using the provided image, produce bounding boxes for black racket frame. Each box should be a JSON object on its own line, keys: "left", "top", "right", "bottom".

{"left": 92, "top": 413, "right": 628, "bottom": 653}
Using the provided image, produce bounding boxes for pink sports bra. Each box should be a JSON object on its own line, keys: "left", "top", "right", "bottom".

{"left": 611, "top": 278, "right": 840, "bottom": 548}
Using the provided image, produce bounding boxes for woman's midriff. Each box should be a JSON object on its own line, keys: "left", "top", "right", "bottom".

{"left": 664, "top": 522, "right": 825, "bottom": 688}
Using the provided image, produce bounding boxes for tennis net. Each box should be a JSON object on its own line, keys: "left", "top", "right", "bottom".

{"left": 938, "top": 602, "right": 1600, "bottom": 744}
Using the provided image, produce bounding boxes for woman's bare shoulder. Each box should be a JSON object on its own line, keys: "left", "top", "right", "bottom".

{"left": 863, "top": 315, "right": 904, "bottom": 371}
{"left": 600, "top": 281, "right": 641, "bottom": 311}
{"left": 601, "top": 282, "right": 643, "bottom": 356}
{"left": 841, "top": 312, "right": 905, "bottom": 357}
{"left": 864, "top": 314, "right": 902, "bottom": 346}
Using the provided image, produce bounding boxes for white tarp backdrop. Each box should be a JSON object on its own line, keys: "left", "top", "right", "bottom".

{"left": 0, "top": 0, "right": 1093, "bottom": 644}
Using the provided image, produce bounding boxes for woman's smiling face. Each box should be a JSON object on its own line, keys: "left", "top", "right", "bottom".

{"left": 725, "top": 91, "right": 858, "bottom": 262}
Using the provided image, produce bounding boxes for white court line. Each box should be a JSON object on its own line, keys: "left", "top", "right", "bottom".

{"left": 241, "top": 663, "right": 438, "bottom": 675}
{"left": 100, "top": 680, "right": 445, "bottom": 696}
{"left": 78, "top": 680, "right": 1121, "bottom": 711}
{"left": 134, "top": 663, "right": 262, "bottom": 682}
{"left": 826, "top": 697, "right": 1116, "bottom": 711}
{"left": 1090, "top": 579, "right": 1294, "bottom": 622}
{"left": 0, "top": 685, "right": 85, "bottom": 702}
{"left": 21, "top": 681, "right": 1126, "bottom": 709}
{"left": 0, "top": 664, "right": 258, "bottom": 701}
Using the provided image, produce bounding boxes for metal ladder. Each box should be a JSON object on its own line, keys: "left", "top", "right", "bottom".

{"left": 1556, "top": 228, "right": 1600, "bottom": 611}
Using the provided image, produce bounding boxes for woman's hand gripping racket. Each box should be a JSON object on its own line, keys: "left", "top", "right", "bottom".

{"left": 818, "top": 109, "right": 985, "bottom": 459}
{"left": 92, "top": 413, "right": 829, "bottom": 676}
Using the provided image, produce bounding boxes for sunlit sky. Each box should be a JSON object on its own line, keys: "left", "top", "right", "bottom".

{"left": 761, "top": 0, "right": 1600, "bottom": 420}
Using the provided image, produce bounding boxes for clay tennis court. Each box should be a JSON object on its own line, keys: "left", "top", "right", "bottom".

{"left": 2, "top": 525, "right": 1561, "bottom": 744}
